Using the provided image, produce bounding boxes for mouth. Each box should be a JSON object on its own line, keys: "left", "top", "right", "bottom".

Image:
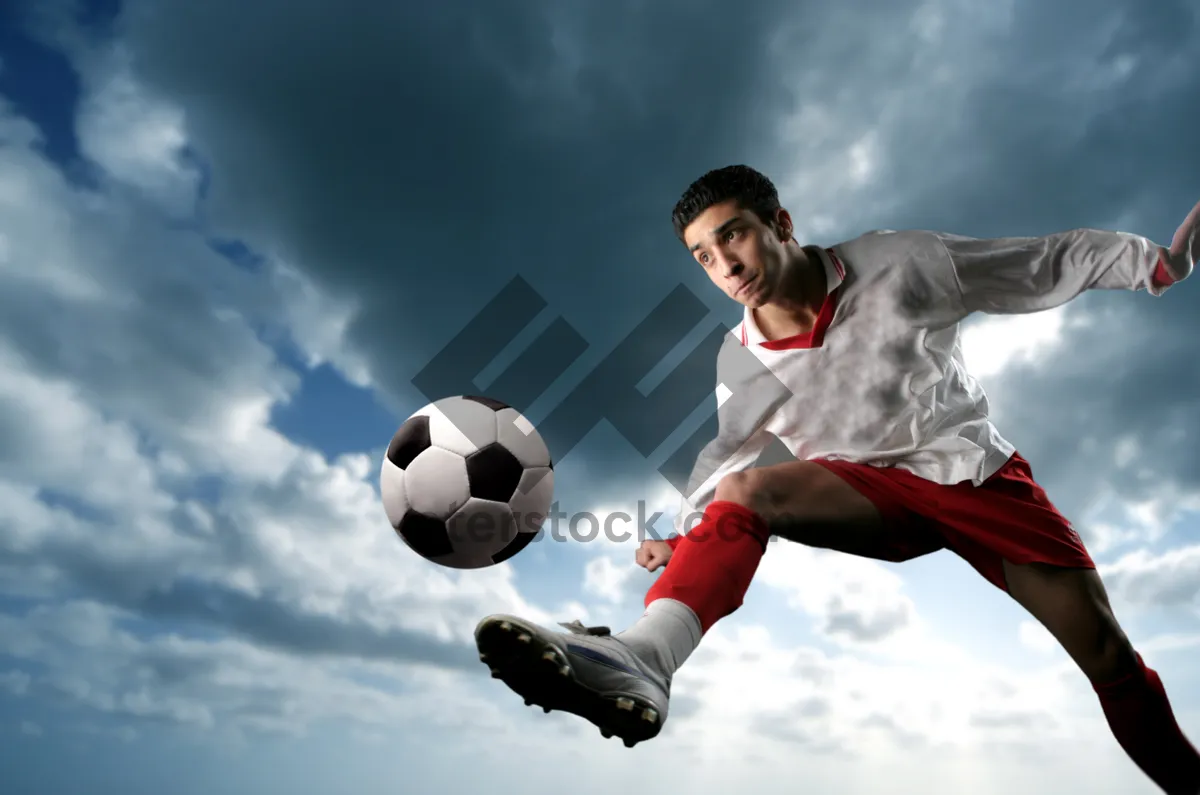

{"left": 735, "top": 274, "right": 758, "bottom": 297}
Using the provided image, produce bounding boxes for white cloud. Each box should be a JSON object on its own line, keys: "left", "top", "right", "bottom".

{"left": 0, "top": 85, "right": 583, "bottom": 720}
{"left": 582, "top": 554, "right": 636, "bottom": 603}
{"left": 959, "top": 309, "right": 1067, "bottom": 378}
{"left": 0, "top": 340, "right": 170, "bottom": 515}
{"left": 1018, "top": 620, "right": 1061, "bottom": 656}
{"left": 1100, "top": 544, "right": 1200, "bottom": 610}
{"left": 268, "top": 260, "right": 372, "bottom": 386}
{"left": 0, "top": 101, "right": 108, "bottom": 302}
{"left": 757, "top": 543, "right": 921, "bottom": 649}
{"left": 1078, "top": 491, "right": 1200, "bottom": 558}
{"left": 568, "top": 479, "right": 682, "bottom": 553}
{"left": 74, "top": 45, "right": 201, "bottom": 214}
{"left": 652, "top": 618, "right": 1157, "bottom": 795}
{"left": 0, "top": 599, "right": 515, "bottom": 742}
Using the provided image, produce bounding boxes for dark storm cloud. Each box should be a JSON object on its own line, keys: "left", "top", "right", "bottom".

{"left": 112, "top": 0, "right": 813, "bottom": 395}
{"left": 976, "top": 292, "right": 1200, "bottom": 514}
{"left": 883, "top": 0, "right": 1200, "bottom": 239}
{"left": 102, "top": 0, "right": 1024, "bottom": 472}
{"left": 101, "top": 0, "right": 1200, "bottom": 503}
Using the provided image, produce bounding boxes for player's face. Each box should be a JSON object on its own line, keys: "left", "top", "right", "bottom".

{"left": 684, "top": 200, "right": 790, "bottom": 308}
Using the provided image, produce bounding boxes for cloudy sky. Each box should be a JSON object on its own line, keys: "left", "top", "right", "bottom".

{"left": 1, "top": 0, "right": 1199, "bottom": 793}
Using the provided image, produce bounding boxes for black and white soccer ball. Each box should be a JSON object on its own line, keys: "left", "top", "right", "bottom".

{"left": 380, "top": 394, "right": 554, "bottom": 569}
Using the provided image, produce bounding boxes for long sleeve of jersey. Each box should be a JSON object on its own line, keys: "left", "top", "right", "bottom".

{"left": 670, "top": 333, "right": 793, "bottom": 537}
{"left": 936, "top": 228, "right": 1177, "bottom": 315}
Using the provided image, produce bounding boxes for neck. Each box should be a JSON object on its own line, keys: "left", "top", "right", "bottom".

{"left": 752, "top": 246, "right": 827, "bottom": 339}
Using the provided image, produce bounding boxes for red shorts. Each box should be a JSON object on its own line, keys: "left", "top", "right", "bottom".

{"left": 812, "top": 452, "right": 1094, "bottom": 592}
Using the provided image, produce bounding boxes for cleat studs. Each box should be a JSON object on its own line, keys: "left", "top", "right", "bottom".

{"left": 489, "top": 668, "right": 501, "bottom": 678}
{"left": 524, "top": 699, "right": 533, "bottom": 706}
{"left": 601, "top": 729, "right": 612, "bottom": 738}
{"left": 498, "top": 621, "right": 512, "bottom": 631}
{"left": 640, "top": 708, "right": 658, "bottom": 723}
{"left": 623, "top": 738, "right": 637, "bottom": 748}
{"left": 541, "top": 649, "right": 556, "bottom": 661}
{"left": 542, "top": 707, "right": 551, "bottom": 713}
{"left": 557, "top": 664, "right": 570, "bottom": 677}
{"left": 479, "top": 653, "right": 488, "bottom": 662}
{"left": 517, "top": 632, "right": 532, "bottom": 643}
{"left": 615, "top": 697, "right": 634, "bottom": 711}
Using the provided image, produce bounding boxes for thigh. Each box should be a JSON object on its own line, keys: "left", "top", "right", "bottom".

{"left": 723, "top": 460, "right": 943, "bottom": 561}
{"left": 923, "top": 452, "right": 1096, "bottom": 591}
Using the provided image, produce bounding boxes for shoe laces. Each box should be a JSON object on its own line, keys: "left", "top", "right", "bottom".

{"left": 558, "top": 619, "right": 611, "bottom": 636}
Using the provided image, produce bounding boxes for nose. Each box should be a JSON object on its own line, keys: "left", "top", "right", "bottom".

{"left": 714, "top": 251, "right": 743, "bottom": 279}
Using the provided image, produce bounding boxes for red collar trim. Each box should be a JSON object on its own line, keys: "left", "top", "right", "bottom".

{"left": 740, "top": 250, "right": 845, "bottom": 350}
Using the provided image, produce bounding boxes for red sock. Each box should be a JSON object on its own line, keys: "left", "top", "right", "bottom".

{"left": 646, "top": 501, "right": 769, "bottom": 633}
{"left": 1093, "top": 652, "right": 1200, "bottom": 794}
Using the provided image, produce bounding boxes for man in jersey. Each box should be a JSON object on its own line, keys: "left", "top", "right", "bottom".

{"left": 474, "top": 165, "right": 1200, "bottom": 794}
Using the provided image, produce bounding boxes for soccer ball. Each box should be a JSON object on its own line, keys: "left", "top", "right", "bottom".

{"left": 379, "top": 394, "right": 554, "bottom": 569}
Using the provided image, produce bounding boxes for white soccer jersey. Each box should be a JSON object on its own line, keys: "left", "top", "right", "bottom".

{"left": 674, "top": 227, "right": 1177, "bottom": 534}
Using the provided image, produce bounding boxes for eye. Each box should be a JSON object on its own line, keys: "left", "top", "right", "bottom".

{"left": 699, "top": 252, "right": 711, "bottom": 265}
{"left": 725, "top": 228, "right": 740, "bottom": 242}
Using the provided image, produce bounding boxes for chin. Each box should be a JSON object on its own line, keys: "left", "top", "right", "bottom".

{"left": 743, "top": 287, "right": 769, "bottom": 308}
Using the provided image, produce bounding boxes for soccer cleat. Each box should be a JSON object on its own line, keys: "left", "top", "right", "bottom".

{"left": 474, "top": 614, "right": 670, "bottom": 747}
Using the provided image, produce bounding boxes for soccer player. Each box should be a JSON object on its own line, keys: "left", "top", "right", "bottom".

{"left": 474, "top": 165, "right": 1200, "bottom": 794}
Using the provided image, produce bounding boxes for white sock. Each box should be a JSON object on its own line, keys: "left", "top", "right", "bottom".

{"left": 615, "top": 598, "right": 702, "bottom": 677}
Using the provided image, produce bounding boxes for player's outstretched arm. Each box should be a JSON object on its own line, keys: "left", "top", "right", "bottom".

{"left": 936, "top": 196, "right": 1198, "bottom": 316}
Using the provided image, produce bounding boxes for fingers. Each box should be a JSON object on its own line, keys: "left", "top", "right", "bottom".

{"left": 635, "top": 540, "right": 672, "bottom": 571}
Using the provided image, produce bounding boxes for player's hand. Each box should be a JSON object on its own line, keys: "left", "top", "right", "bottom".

{"left": 1164, "top": 197, "right": 1200, "bottom": 282}
{"left": 635, "top": 539, "right": 674, "bottom": 572}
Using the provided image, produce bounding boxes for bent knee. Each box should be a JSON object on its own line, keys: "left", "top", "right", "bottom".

{"left": 712, "top": 463, "right": 825, "bottom": 516}
{"left": 712, "top": 470, "right": 761, "bottom": 506}
{"left": 1085, "top": 622, "right": 1138, "bottom": 683}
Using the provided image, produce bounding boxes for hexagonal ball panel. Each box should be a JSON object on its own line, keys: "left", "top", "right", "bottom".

{"left": 404, "top": 446, "right": 470, "bottom": 518}
{"left": 386, "top": 414, "right": 431, "bottom": 469}
{"left": 465, "top": 442, "right": 524, "bottom": 503}
{"left": 396, "top": 510, "right": 453, "bottom": 559}
{"left": 495, "top": 407, "right": 550, "bottom": 468}
{"left": 424, "top": 395, "right": 500, "bottom": 457}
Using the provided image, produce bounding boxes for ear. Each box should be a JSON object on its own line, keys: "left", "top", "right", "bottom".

{"left": 772, "top": 208, "right": 794, "bottom": 242}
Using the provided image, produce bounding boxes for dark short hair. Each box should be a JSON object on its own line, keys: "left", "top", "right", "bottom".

{"left": 671, "top": 165, "right": 781, "bottom": 243}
